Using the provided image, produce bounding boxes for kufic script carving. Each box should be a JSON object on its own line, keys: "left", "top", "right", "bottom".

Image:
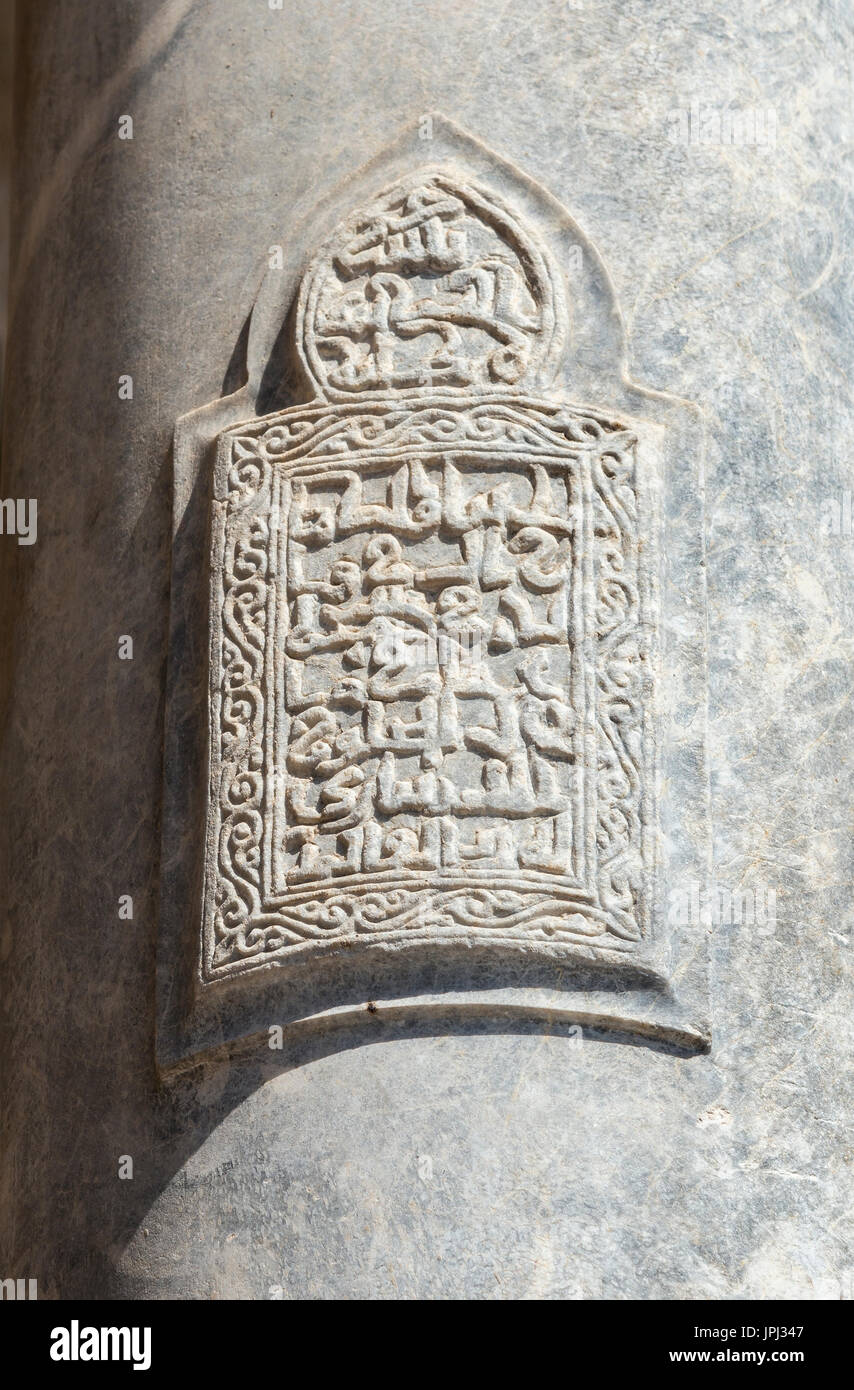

{"left": 204, "top": 170, "right": 652, "bottom": 979}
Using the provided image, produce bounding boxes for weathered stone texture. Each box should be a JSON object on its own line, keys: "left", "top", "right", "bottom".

{"left": 1, "top": 0, "right": 851, "bottom": 1299}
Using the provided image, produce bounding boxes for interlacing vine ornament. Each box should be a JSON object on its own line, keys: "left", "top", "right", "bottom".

{"left": 205, "top": 170, "right": 653, "bottom": 979}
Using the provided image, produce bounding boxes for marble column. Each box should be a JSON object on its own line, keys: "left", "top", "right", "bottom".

{"left": 1, "top": 0, "right": 851, "bottom": 1300}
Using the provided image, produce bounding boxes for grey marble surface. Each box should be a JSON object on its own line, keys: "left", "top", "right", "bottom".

{"left": 0, "top": 0, "right": 852, "bottom": 1299}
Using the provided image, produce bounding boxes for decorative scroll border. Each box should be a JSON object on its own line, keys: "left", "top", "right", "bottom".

{"left": 204, "top": 396, "right": 648, "bottom": 980}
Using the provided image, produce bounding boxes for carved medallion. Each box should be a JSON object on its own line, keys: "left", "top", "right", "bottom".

{"left": 206, "top": 170, "right": 651, "bottom": 978}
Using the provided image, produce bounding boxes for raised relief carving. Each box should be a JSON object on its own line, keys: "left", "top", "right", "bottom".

{"left": 301, "top": 173, "right": 561, "bottom": 395}
{"left": 205, "top": 170, "right": 652, "bottom": 979}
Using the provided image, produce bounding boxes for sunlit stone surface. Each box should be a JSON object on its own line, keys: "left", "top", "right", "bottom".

{"left": 0, "top": 1, "right": 851, "bottom": 1299}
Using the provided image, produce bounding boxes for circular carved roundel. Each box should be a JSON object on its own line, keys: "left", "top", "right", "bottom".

{"left": 297, "top": 169, "right": 565, "bottom": 400}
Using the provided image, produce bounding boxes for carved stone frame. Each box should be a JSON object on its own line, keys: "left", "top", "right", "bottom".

{"left": 158, "top": 116, "right": 709, "bottom": 1073}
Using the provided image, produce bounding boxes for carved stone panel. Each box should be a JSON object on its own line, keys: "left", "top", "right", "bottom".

{"left": 211, "top": 394, "right": 648, "bottom": 975}
{"left": 207, "top": 172, "right": 651, "bottom": 979}
{"left": 161, "top": 122, "right": 708, "bottom": 1066}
